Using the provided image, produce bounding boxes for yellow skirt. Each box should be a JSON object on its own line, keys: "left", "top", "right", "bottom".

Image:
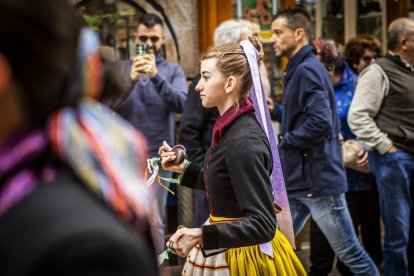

{"left": 225, "top": 230, "right": 306, "bottom": 276}
{"left": 182, "top": 230, "right": 306, "bottom": 276}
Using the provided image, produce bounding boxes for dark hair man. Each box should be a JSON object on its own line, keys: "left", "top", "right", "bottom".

{"left": 269, "top": 8, "right": 378, "bottom": 275}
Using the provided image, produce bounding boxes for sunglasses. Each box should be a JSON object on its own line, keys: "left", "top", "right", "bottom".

{"left": 138, "top": 35, "right": 160, "bottom": 43}
{"left": 362, "top": 55, "right": 380, "bottom": 63}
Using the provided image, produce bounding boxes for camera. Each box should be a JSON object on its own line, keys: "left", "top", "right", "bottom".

{"left": 136, "top": 43, "right": 149, "bottom": 56}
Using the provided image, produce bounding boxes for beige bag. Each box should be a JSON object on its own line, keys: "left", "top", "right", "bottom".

{"left": 342, "top": 140, "right": 371, "bottom": 174}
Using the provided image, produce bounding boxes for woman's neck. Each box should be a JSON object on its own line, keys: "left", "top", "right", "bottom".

{"left": 217, "top": 97, "right": 238, "bottom": 115}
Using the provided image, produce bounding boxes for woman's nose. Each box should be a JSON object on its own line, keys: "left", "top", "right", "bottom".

{"left": 195, "top": 80, "right": 203, "bottom": 92}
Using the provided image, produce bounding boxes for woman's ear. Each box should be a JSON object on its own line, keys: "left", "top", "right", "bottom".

{"left": 0, "top": 53, "right": 12, "bottom": 97}
{"left": 224, "top": 76, "right": 237, "bottom": 94}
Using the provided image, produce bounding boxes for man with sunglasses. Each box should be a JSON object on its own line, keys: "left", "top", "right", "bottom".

{"left": 349, "top": 18, "right": 414, "bottom": 276}
{"left": 116, "top": 13, "right": 187, "bottom": 254}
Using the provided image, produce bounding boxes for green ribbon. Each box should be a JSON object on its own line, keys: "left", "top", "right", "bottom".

{"left": 157, "top": 243, "right": 173, "bottom": 266}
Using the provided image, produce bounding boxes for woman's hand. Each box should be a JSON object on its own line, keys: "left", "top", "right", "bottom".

{"left": 158, "top": 141, "right": 186, "bottom": 173}
{"left": 166, "top": 227, "right": 203, "bottom": 257}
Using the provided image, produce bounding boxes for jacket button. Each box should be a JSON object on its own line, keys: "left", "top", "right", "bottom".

{"left": 304, "top": 153, "right": 307, "bottom": 157}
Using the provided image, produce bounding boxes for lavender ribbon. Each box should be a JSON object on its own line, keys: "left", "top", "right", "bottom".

{"left": 0, "top": 130, "right": 49, "bottom": 215}
{"left": 240, "top": 41, "right": 296, "bottom": 254}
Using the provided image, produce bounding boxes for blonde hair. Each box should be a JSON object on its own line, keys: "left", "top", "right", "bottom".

{"left": 200, "top": 34, "right": 263, "bottom": 100}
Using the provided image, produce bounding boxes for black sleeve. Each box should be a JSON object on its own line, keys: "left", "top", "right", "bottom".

{"left": 202, "top": 131, "right": 276, "bottom": 249}
{"left": 180, "top": 162, "right": 206, "bottom": 191}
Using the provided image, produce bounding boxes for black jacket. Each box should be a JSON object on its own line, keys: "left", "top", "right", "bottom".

{"left": 181, "top": 112, "right": 276, "bottom": 250}
{"left": 0, "top": 170, "right": 157, "bottom": 276}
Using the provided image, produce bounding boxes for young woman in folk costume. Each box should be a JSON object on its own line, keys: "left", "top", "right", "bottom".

{"left": 158, "top": 35, "right": 306, "bottom": 276}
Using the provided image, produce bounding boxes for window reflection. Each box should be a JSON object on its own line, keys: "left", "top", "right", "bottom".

{"left": 323, "top": 0, "right": 344, "bottom": 44}
{"left": 357, "top": 0, "right": 382, "bottom": 41}
{"left": 316, "top": 0, "right": 382, "bottom": 45}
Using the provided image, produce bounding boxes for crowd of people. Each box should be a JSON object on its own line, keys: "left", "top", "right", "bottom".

{"left": 0, "top": 0, "right": 413, "bottom": 275}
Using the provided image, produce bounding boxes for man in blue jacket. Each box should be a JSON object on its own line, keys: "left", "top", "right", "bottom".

{"left": 116, "top": 13, "right": 187, "bottom": 253}
{"left": 269, "top": 8, "right": 378, "bottom": 275}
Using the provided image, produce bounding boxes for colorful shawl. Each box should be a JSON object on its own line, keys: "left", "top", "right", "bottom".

{"left": 0, "top": 101, "right": 153, "bottom": 232}
{"left": 0, "top": 129, "right": 54, "bottom": 215}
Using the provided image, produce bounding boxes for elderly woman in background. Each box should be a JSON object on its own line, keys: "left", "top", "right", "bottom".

{"left": 344, "top": 35, "right": 382, "bottom": 75}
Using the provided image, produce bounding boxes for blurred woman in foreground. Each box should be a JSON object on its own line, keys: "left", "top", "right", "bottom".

{"left": 0, "top": 0, "right": 157, "bottom": 275}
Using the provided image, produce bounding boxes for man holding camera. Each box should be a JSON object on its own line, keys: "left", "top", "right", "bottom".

{"left": 117, "top": 13, "right": 187, "bottom": 253}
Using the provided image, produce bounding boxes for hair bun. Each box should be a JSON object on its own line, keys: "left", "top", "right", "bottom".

{"left": 248, "top": 33, "right": 264, "bottom": 60}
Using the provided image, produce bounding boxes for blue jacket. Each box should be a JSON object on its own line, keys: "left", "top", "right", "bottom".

{"left": 117, "top": 54, "right": 187, "bottom": 157}
{"left": 335, "top": 62, "right": 374, "bottom": 192}
{"left": 335, "top": 61, "right": 358, "bottom": 141}
{"left": 279, "top": 45, "right": 347, "bottom": 198}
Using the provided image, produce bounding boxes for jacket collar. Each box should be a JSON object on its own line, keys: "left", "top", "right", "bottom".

{"left": 386, "top": 51, "right": 414, "bottom": 73}
{"left": 284, "top": 44, "right": 315, "bottom": 82}
{"left": 211, "top": 97, "right": 254, "bottom": 150}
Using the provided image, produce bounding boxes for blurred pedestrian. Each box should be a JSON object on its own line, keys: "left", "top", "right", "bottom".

{"left": 0, "top": 0, "right": 157, "bottom": 275}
